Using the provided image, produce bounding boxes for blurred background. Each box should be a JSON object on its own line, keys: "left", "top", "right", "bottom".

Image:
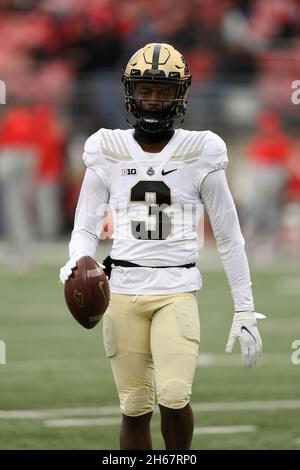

{"left": 0, "top": 0, "right": 300, "bottom": 451}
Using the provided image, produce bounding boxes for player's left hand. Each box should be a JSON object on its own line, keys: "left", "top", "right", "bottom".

{"left": 226, "top": 311, "right": 266, "bottom": 368}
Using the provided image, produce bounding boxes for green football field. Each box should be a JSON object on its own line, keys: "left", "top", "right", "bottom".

{"left": 0, "top": 247, "right": 299, "bottom": 450}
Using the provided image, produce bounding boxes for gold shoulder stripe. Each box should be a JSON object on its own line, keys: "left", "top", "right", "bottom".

{"left": 100, "top": 130, "right": 132, "bottom": 162}
{"left": 171, "top": 132, "right": 207, "bottom": 162}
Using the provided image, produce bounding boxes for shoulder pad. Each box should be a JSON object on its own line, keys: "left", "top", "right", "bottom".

{"left": 83, "top": 131, "right": 103, "bottom": 169}
{"left": 83, "top": 129, "right": 133, "bottom": 171}
{"left": 171, "top": 130, "right": 227, "bottom": 169}
{"left": 202, "top": 131, "right": 228, "bottom": 171}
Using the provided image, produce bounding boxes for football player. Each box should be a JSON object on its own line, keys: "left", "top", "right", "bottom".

{"left": 60, "top": 43, "right": 264, "bottom": 450}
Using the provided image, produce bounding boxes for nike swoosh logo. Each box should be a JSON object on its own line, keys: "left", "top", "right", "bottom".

{"left": 241, "top": 326, "right": 257, "bottom": 343}
{"left": 161, "top": 169, "right": 178, "bottom": 176}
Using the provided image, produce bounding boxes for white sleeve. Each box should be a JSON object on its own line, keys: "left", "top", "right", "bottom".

{"left": 69, "top": 168, "right": 109, "bottom": 260}
{"left": 200, "top": 169, "right": 254, "bottom": 312}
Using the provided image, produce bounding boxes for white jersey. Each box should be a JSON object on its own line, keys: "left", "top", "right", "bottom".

{"left": 69, "top": 128, "right": 254, "bottom": 311}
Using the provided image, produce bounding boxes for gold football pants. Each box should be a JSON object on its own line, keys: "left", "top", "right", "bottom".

{"left": 102, "top": 292, "right": 200, "bottom": 417}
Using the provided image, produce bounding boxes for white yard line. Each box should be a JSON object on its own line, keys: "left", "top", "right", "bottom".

{"left": 1, "top": 352, "right": 289, "bottom": 373}
{"left": 192, "top": 400, "right": 300, "bottom": 412}
{"left": 44, "top": 417, "right": 121, "bottom": 428}
{"left": 197, "top": 353, "right": 289, "bottom": 367}
{"left": 44, "top": 418, "right": 257, "bottom": 432}
{"left": 194, "top": 425, "right": 256, "bottom": 435}
{"left": 3, "top": 358, "right": 110, "bottom": 373}
{"left": 0, "top": 406, "right": 120, "bottom": 419}
{"left": 1, "top": 400, "right": 300, "bottom": 420}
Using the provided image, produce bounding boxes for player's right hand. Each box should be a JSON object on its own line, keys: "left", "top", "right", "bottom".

{"left": 59, "top": 256, "right": 106, "bottom": 284}
{"left": 59, "top": 257, "right": 79, "bottom": 284}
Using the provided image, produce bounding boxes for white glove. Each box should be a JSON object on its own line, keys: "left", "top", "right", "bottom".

{"left": 226, "top": 311, "right": 266, "bottom": 368}
{"left": 59, "top": 255, "right": 105, "bottom": 284}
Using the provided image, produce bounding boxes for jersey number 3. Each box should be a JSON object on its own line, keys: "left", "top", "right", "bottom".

{"left": 130, "top": 181, "right": 171, "bottom": 240}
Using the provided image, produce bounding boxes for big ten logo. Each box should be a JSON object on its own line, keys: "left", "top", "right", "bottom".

{"left": 0, "top": 340, "right": 6, "bottom": 365}
{"left": 291, "top": 340, "right": 300, "bottom": 365}
{"left": 291, "top": 81, "right": 300, "bottom": 105}
{"left": 121, "top": 168, "right": 137, "bottom": 176}
{"left": 0, "top": 80, "right": 6, "bottom": 104}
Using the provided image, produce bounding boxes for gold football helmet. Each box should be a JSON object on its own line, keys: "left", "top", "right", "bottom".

{"left": 122, "top": 43, "right": 192, "bottom": 133}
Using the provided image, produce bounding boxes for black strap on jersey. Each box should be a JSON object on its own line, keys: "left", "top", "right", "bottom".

{"left": 111, "top": 259, "right": 196, "bottom": 269}
{"left": 102, "top": 256, "right": 195, "bottom": 279}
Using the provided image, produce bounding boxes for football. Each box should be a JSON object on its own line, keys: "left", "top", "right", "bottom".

{"left": 64, "top": 256, "right": 110, "bottom": 329}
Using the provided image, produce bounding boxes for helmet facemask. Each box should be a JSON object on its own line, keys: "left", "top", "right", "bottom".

{"left": 123, "top": 78, "right": 189, "bottom": 133}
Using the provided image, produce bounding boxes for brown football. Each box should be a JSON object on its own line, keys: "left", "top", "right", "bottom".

{"left": 64, "top": 256, "right": 110, "bottom": 329}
